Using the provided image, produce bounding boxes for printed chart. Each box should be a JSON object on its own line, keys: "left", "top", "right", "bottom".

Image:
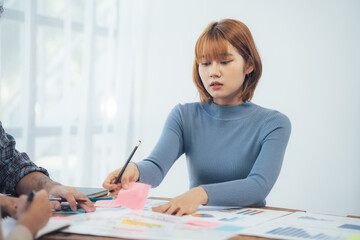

{"left": 266, "top": 226, "right": 345, "bottom": 240}
{"left": 184, "top": 208, "right": 292, "bottom": 228}
{"left": 240, "top": 212, "right": 360, "bottom": 240}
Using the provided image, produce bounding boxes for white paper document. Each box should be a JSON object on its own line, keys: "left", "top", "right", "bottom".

{"left": 182, "top": 207, "right": 293, "bottom": 228}
{"left": 240, "top": 212, "right": 360, "bottom": 240}
{"left": 62, "top": 208, "right": 236, "bottom": 240}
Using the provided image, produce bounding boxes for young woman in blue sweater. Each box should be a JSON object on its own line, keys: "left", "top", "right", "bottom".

{"left": 103, "top": 19, "right": 291, "bottom": 216}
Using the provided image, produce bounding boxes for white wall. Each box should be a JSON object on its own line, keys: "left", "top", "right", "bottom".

{"left": 129, "top": 0, "right": 360, "bottom": 216}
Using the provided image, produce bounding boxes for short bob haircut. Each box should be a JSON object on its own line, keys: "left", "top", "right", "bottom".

{"left": 193, "top": 19, "right": 262, "bottom": 103}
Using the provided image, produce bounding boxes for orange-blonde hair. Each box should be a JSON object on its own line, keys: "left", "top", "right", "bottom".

{"left": 193, "top": 19, "right": 262, "bottom": 103}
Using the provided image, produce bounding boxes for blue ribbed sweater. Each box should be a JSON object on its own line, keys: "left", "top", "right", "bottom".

{"left": 136, "top": 101, "right": 291, "bottom": 207}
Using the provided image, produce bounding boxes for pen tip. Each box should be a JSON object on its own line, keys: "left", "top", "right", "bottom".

{"left": 137, "top": 140, "right": 141, "bottom": 147}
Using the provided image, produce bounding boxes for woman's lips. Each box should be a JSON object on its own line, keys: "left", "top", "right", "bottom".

{"left": 210, "top": 81, "right": 223, "bottom": 90}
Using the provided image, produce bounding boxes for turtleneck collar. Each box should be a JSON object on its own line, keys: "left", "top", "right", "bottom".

{"left": 201, "top": 100, "right": 258, "bottom": 120}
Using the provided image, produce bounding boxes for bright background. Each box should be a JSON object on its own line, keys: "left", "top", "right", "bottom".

{"left": 1, "top": 0, "right": 359, "bottom": 216}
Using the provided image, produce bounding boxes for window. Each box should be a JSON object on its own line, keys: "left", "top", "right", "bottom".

{"left": 0, "top": 0, "right": 134, "bottom": 187}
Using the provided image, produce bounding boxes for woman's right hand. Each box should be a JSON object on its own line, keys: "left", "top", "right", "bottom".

{"left": 102, "top": 162, "right": 140, "bottom": 196}
{"left": 16, "top": 190, "right": 52, "bottom": 238}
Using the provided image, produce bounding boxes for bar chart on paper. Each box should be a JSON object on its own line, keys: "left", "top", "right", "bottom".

{"left": 183, "top": 208, "right": 292, "bottom": 228}
{"left": 236, "top": 209, "right": 264, "bottom": 216}
{"left": 266, "top": 226, "right": 344, "bottom": 240}
{"left": 240, "top": 212, "right": 360, "bottom": 240}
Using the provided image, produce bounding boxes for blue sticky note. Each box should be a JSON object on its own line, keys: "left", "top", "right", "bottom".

{"left": 215, "top": 225, "right": 244, "bottom": 232}
{"left": 56, "top": 209, "right": 86, "bottom": 214}
{"left": 89, "top": 197, "right": 112, "bottom": 202}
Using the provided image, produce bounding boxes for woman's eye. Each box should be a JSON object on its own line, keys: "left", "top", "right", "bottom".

{"left": 201, "top": 62, "right": 210, "bottom": 66}
{"left": 221, "top": 60, "right": 233, "bottom": 65}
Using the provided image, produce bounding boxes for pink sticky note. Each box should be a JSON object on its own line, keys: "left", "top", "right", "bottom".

{"left": 115, "top": 182, "right": 151, "bottom": 210}
{"left": 186, "top": 220, "right": 222, "bottom": 228}
{"left": 95, "top": 199, "right": 122, "bottom": 208}
{"left": 50, "top": 216, "right": 73, "bottom": 221}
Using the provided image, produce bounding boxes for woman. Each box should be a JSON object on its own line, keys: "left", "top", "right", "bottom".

{"left": 103, "top": 19, "right": 291, "bottom": 216}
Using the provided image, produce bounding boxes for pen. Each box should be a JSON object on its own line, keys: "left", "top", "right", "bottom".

{"left": 108, "top": 140, "right": 141, "bottom": 194}
{"left": 48, "top": 195, "right": 87, "bottom": 203}
{"left": 27, "top": 191, "right": 35, "bottom": 203}
{"left": 24, "top": 191, "right": 35, "bottom": 210}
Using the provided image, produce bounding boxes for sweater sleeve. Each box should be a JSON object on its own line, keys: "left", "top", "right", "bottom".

{"left": 5, "top": 225, "right": 32, "bottom": 240}
{"left": 201, "top": 113, "right": 291, "bottom": 207}
{"left": 136, "top": 105, "right": 184, "bottom": 187}
{"left": 0, "top": 207, "right": 32, "bottom": 240}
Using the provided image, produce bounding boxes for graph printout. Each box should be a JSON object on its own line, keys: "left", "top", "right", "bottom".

{"left": 240, "top": 212, "right": 360, "bottom": 240}
{"left": 274, "top": 212, "right": 360, "bottom": 230}
{"left": 62, "top": 208, "right": 235, "bottom": 240}
{"left": 181, "top": 207, "right": 293, "bottom": 228}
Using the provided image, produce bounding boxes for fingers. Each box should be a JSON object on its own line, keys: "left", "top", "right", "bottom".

{"left": 152, "top": 203, "right": 170, "bottom": 213}
{"left": 79, "top": 201, "right": 95, "bottom": 212}
{"left": 34, "top": 190, "right": 52, "bottom": 214}
{"left": 175, "top": 209, "right": 186, "bottom": 217}
{"left": 121, "top": 176, "right": 130, "bottom": 189}
{"left": 0, "top": 195, "right": 19, "bottom": 219}
{"left": 48, "top": 185, "right": 90, "bottom": 212}
{"left": 103, "top": 164, "right": 139, "bottom": 191}
{"left": 17, "top": 190, "right": 52, "bottom": 237}
{"left": 165, "top": 205, "right": 181, "bottom": 215}
{"left": 16, "top": 195, "right": 28, "bottom": 218}
{"left": 121, "top": 163, "right": 140, "bottom": 189}
{"left": 63, "top": 190, "right": 95, "bottom": 212}
{"left": 152, "top": 189, "right": 202, "bottom": 216}
{"left": 51, "top": 201, "right": 61, "bottom": 210}
{"left": 61, "top": 191, "right": 78, "bottom": 211}
{"left": 35, "top": 189, "right": 49, "bottom": 201}
{"left": 102, "top": 178, "right": 118, "bottom": 190}
{"left": 152, "top": 203, "right": 186, "bottom": 216}
{"left": 108, "top": 189, "right": 119, "bottom": 198}
{"left": 76, "top": 193, "right": 95, "bottom": 212}
{"left": 103, "top": 169, "right": 122, "bottom": 190}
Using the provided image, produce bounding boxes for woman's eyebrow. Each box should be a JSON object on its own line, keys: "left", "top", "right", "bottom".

{"left": 221, "top": 53, "right": 233, "bottom": 57}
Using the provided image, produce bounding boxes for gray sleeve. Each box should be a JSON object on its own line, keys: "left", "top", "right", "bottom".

{"left": 136, "top": 105, "right": 185, "bottom": 188}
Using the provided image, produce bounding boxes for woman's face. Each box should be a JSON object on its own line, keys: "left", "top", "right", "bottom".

{"left": 198, "top": 43, "right": 252, "bottom": 106}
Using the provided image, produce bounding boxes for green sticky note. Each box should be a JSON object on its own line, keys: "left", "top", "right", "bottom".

{"left": 344, "top": 235, "right": 360, "bottom": 240}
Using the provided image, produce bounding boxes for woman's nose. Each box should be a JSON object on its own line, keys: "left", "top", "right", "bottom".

{"left": 209, "top": 62, "right": 221, "bottom": 78}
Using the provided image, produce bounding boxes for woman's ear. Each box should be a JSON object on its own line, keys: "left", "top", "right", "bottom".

{"left": 245, "top": 64, "right": 254, "bottom": 75}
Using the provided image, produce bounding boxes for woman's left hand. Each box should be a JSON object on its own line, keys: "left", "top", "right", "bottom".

{"left": 152, "top": 187, "right": 208, "bottom": 216}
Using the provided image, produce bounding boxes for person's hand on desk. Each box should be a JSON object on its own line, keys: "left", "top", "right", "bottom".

{"left": 17, "top": 190, "right": 52, "bottom": 238}
{"left": 15, "top": 172, "right": 95, "bottom": 212}
{"left": 48, "top": 184, "right": 95, "bottom": 212}
{"left": 103, "top": 162, "right": 140, "bottom": 196}
{"left": 152, "top": 186, "right": 209, "bottom": 216}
